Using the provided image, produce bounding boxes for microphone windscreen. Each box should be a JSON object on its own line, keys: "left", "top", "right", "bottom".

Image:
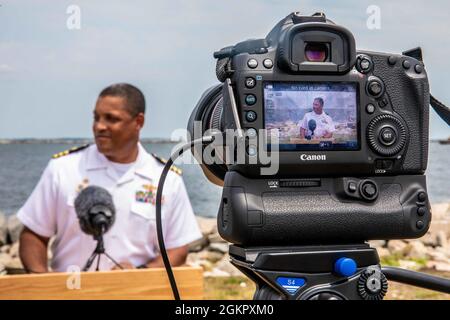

{"left": 74, "top": 185, "right": 116, "bottom": 235}
{"left": 308, "top": 119, "right": 317, "bottom": 131}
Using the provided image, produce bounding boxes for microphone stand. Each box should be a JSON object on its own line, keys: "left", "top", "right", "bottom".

{"left": 83, "top": 232, "right": 123, "bottom": 271}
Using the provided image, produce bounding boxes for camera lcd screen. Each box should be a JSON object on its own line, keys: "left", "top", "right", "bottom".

{"left": 264, "top": 81, "right": 359, "bottom": 151}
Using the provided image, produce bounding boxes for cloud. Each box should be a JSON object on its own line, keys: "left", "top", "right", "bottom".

{"left": 0, "top": 0, "right": 449, "bottom": 139}
{"left": 0, "top": 64, "right": 14, "bottom": 73}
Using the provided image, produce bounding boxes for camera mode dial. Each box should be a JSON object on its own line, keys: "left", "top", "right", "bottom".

{"left": 367, "top": 114, "right": 406, "bottom": 156}
{"left": 356, "top": 54, "right": 373, "bottom": 74}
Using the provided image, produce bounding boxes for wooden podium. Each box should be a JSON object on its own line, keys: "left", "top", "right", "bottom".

{"left": 0, "top": 267, "right": 203, "bottom": 300}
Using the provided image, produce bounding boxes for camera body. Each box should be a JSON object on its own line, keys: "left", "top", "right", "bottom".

{"left": 216, "top": 12, "right": 429, "bottom": 178}
{"left": 188, "top": 12, "right": 432, "bottom": 245}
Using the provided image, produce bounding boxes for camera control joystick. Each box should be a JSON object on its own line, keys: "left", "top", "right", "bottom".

{"left": 366, "top": 76, "right": 385, "bottom": 98}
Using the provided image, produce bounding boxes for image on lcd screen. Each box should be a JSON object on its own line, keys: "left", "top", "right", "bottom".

{"left": 264, "top": 82, "right": 359, "bottom": 151}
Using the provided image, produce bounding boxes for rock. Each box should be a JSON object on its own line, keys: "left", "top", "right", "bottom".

{"left": 426, "top": 261, "right": 450, "bottom": 272}
{"left": 0, "top": 212, "right": 7, "bottom": 246}
{"left": 428, "top": 221, "right": 450, "bottom": 239}
{"left": 209, "top": 243, "right": 229, "bottom": 254}
{"left": 208, "top": 233, "right": 226, "bottom": 244}
{"left": 398, "top": 260, "right": 421, "bottom": 271}
{"left": 420, "top": 232, "right": 438, "bottom": 247}
{"left": 185, "top": 252, "right": 214, "bottom": 271}
{"left": 387, "top": 240, "right": 407, "bottom": 256}
{"left": 196, "top": 217, "right": 217, "bottom": 236}
{"left": 0, "top": 253, "right": 12, "bottom": 267}
{"left": 403, "top": 241, "right": 429, "bottom": 260}
{"left": 434, "top": 246, "right": 450, "bottom": 258}
{"left": 0, "top": 245, "right": 10, "bottom": 254}
{"left": 204, "top": 251, "right": 224, "bottom": 263}
{"left": 214, "top": 254, "right": 243, "bottom": 277}
{"left": 9, "top": 242, "right": 19, "bottom": 258}
{"left": 5, "top": 257, "right": 24, "bottom": 274}
{"left": 427, "top": 251, "right": 450, "bottom": 263}
{"left": 436, "top": 231, "right": 448, "bottom": 248}
{"left": 376, "top": 247, "right": 390, "bottom": 259}
{"left": 188, "top": 236, "right": 209, "bottom": 252}
{"left": 368, "top": 240, "right": 386, "bottom": 248}
{"left": 431, "top": 203, "right": 450, "bottom": 221}
{"left": 7, "top": 214, "right": 23, "bottom": 244}
{"left": 203, "top": 268, "right": 230, "bottom": 277}
{"left": 189, "top": 250, "right": 224, "bottom": 263}
{"left": 186, "top": 252, "right": 199, "bottom": 265}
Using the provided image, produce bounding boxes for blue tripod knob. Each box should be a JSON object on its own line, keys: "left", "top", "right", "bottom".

{"left": 334, "top": 257, "right": 357, "bottom": 277}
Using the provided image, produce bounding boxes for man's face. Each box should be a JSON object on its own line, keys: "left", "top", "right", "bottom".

{"left": 93, "top": 96, "right": 144, "bottom": 158}
{"left": 313, "top": 99, "right": 323, "bottom": 115}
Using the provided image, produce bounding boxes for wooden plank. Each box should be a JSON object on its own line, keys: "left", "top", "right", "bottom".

{"left": 0, "top": 267, "right": 203, "bottom": 300}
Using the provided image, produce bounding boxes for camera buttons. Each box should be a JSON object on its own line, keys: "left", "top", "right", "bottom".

{"left": 348, "top": 181, "right": 357, "bottom": 193}
{"left": 246, "top": 111, "right": 257, "bottom": 122}
{"left": 247, "top": 59, "right": 258, "bottom": 69}
{"left": 366, "top": 77, "right": 384, "bottom": 98}
{"left": 376, "top": 159, "right": 393, "bottom": 170}
{"left": 414, "top": 64, "right": 423, "bottom": 74}
{"left": 379, "top": 127, "right": 397, "bottom": 146}
{"left": 417, "top": 192, "right": 427, "bottom": 202}
{"left": 245, "top": 77, "right": 256, "bottom": 88}
{"left": 388, "top": 56, "right": 398, "bottom": 65}
{"left": 366, "top": 104, "right": 375, "bottom": 114}
{"left": 246, "top": 128, "right": 257, "bottom": 138}
{"left": 263, "top": 59, "right": 273, "bottom": 69}
{"left": 416, "top": 220, "right": 425, "bottom": 229}
{"left": 356, "top": 55, "right": 373, "bottom": 73}
{"left": 417, "top": 207, "right": 427, "bottom": 216}
{"left": 378, "top": 98, "right": 388, "bottom": 108}
{"left": 402, "top": 60, "right": 411, "bottom": 69}
{"left": 247, "top": 145, "right": 258, "bottom": 157}
{"left": 360, "top": 180, "right": 378, "bottom": 201}
{"left": 245, "top": 94, "right": 257, "bottom": 105}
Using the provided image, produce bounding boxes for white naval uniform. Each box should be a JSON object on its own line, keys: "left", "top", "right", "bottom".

{"left": 298, "top": 111, "right": 335, "bottom": 138}
{"left": 17, "top": 143, "right": 202, "bottom": 272}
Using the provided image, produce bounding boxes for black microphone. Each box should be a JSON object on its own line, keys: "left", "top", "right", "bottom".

{"left": 306, "top": 119, "right": 317, "bottom": 140}
{"left": 74, "top": 186, "right": 115, "bottom": 237}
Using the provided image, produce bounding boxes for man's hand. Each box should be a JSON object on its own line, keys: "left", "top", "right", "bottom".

{"left": 300, "top": 127, "right": 306, "bottom": 139}
{"left": 110, "top": 245, "right": 188, "bottom": 270}
{"left": 19, "top": 227, "right": 50, "bottom": 273}
{"left": 144, "top": 245, "right": 189, "bottom": 269}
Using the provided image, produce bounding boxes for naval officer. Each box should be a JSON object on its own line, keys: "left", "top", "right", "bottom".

{"left": 17, "top": 83, "right": 202, "bottom": 272}
{"left": 299, "top": 97, "right": 335, "bottom": 139}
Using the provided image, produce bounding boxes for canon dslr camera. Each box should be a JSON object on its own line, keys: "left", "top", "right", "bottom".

{"left": 188, "top": 12, "right": 431, "bottom": 245}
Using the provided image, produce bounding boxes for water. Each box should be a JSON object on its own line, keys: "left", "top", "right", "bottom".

{"left": 0, "top": 142, "right": 449, "bottom": 216}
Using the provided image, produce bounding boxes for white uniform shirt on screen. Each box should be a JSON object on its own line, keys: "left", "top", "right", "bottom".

{"left": 298, "top": 111, "right": 336, "bottom": 138}
{"left": 17, "top": 143, "right": 202, "bottom": 272}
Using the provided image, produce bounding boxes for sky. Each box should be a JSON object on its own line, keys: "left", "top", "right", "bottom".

{"left": 0, "top": 0, "right": 449, "bottom": 139}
